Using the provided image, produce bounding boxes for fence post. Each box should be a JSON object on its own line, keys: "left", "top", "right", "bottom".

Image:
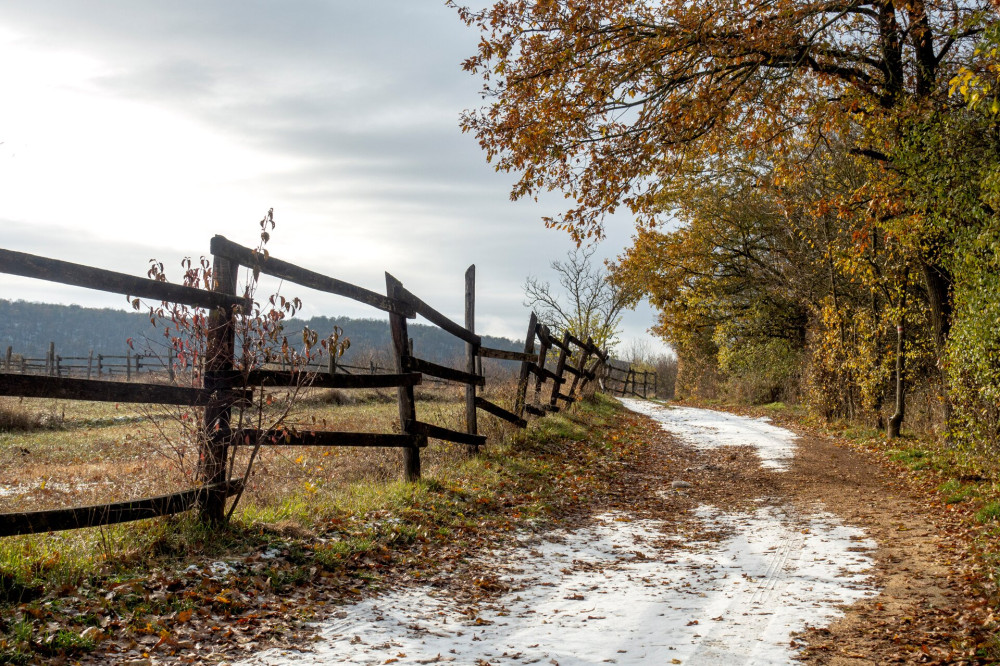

{"left": 126, "top": 350, "right": 132, "bottom": 381}
{"left": 548, "top": 331, "right": 571, "bottom": 409}
{"left": 4, "top": 346, "right": 11, "bottom": 372}
{"left": 167, "top": 347, "right": 175, "bottom": 383}
{"left": 534, "top": 324, "right": 552, "bottom": 398}
{"left": 572, "top": 337, "right": 597, "bottom": 397}
{"left": 56, "top": 355, "right": 62, "bottom": 378}
{"left": 86, "top": 350, "right": 93, "bottom": 380}
{"left": 386, "top": 273, "right": 422, "bottom": 481}
{"left": 515, "top": 312, "right": 538, "bottom": 419}
{"left": 464, "top": 265, "right": 479, "bottom": 454}
{"left": 566, "top": 338, "right": 593, "bottom": 400}
{"left": 200, "top": 252, "right": 238, "bottom": 523}
{"left": 97, "top": 354, "right": 103, "bottom": 378}
{"left": 47, "top": 342, "right": 55, "bottom": 376}
{"left": 135, "top": 354, "right": 142, "bottom": 379}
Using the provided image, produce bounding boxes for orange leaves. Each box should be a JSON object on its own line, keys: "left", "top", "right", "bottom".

{"left": 453, "top": 0, "right": 987, "bottom": 243}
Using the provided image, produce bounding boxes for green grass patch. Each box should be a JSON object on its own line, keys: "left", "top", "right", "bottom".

{"left": 976, "top": 501, "right": 1000, "bottom": 523}
{"left": 889, "top": 447, "right": 930, "bottom": 470}
{"left": 939, "top": 479, "right": 977, "bottom": 504}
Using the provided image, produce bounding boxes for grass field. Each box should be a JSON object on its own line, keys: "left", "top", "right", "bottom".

{"left": 0, "top": 380, "right": 523, "bottom": 511}
{"left": 0, "top": 380, "right": 525, "bottom": 592}
{"left": 0, "top": 379, "right": 623, "bottom": 664}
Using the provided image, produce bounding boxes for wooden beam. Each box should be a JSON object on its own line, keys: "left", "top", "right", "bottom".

{"left": 464, "top": 265, "right": 479, "bottom": 454}
{"left": 532, "top": 326, "right": 552, "bottom": 394}
{"left": 556, "top": 392, "right": 576, "bottom": 403}
{"left": 386, "top": 273, "right": 422, "bottom": 481}
{"left": 548, "top": 332, "right": 571, "bottom": 409}
{"left": 524, "top": 404, "right": 546, "bottom": 417}
{"left": 231, "top": 429, "right": 423, "bottom": 448}
{"left": 0, "top": 375, "right": 214, "bottom": 406}
{"left": 536, "top": 326, "right": 572, "bottom": 353}
{"left": 474, "top": 396, "right": 527, "bottom": 428}
{"left": 403, "top": 356, "right": 485, "bottom": 387}
{"left": 515, "top": 312, "right": 538, "bottom": 419}
{"left": 0, "top": 482, "right": 240, "bottom": 538}
{"left": 478, "top": 347, "right": 536, "bottom": 363}
{"left": 211, "top": 235, "right": 411, "bottom": 316}
{"left": 395, "top": 285, "right": 481, "bottom": 346}
{"left": 201, "top": 251, "right": 238, "bottom": 524}
{"left": 411, "top": 421, "right": 487, "bottom": 447}
{"left": 239, "top": 370, "right": 421, "bottom": 389}
{"left": 566, "top": 336, "right": 595, "bottom": 399}
{"left": 527, "top": 364, "right": 565, "bottom": 384}
{"left": 0, "top": 248, "right": 247, "bottom": 310}
{"left": 589, "top": 343, "right": 609, "bottom": 362}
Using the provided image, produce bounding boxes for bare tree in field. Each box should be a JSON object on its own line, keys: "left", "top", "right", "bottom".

{"left": 524, "top": 246, "right": 635, "bottom": 351}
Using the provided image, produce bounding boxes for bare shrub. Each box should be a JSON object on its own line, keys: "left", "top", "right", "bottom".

{"left": 0, "top": 399, "right": 56, "bottom": 432}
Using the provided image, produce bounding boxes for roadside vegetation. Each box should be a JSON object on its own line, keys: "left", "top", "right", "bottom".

{"left": 0, "top": 389, "right": 637, "bottom": 664}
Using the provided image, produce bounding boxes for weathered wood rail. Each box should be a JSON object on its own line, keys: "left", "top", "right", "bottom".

{"left": 0, "top": 235, "right": 617, "bottom": 536}
{"left": 602, "top": 360, "right": 657, "bottom": 399}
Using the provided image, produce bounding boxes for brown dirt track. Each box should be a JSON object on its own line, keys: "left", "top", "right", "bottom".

{"left": 613, "top": 407, "right": 996, "bottom": 665}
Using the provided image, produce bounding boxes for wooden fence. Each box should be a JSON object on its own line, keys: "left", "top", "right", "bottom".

{"left": 0, "top": 237, "right": 613, "bottom": 536}
{"left": 602, "top": 361, "right": 657, "bottom": 399}
{"left": 2, "top": 343, "right": 392, "bottom": 382}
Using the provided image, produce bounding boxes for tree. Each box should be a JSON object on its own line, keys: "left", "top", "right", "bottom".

{"left": 452, "top": 0, "right": 991, "bottom": 391}
{"left": 451, "top": 0, "right": 987, "bottom": 238}
{"left": 524, "top": 245, "right": 635, "bottom": 350}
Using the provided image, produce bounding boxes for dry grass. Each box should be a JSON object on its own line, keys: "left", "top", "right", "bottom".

{"left": 0, "top": 381, "right": 524, "bottom": 519}
{"left": 0, "top": 380, "right": 624, "bottom": 664}
{"left": 0, "top": 398, "right": 61, "bottom": 432}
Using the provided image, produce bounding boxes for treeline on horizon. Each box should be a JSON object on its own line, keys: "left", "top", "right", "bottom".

{"left": 0, "top": 299, "right": 523, "bottom": 368}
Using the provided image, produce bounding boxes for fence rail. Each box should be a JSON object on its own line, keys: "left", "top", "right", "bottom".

{"left": 0, "top": 236, "right": 654, "bottom": 537}
{"left": 602, "top": 362, "right": 657, "bottom": 399}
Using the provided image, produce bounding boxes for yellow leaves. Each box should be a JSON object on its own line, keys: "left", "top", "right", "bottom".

{"left": 949, "top": 66, "right": 1000, "bottom": 115}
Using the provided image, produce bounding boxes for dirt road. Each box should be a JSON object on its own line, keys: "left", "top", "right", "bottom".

{"left": 228, "top": 400, "right": 987, "bottom": 665}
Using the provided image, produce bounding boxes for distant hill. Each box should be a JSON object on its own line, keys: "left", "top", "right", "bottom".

{"left": 0, "top": 300, "right": 523, "bottom": 367}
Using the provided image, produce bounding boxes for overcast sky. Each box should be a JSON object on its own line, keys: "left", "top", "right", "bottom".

{"left": 0, "top": 1, "right": 670, "bottom": 357}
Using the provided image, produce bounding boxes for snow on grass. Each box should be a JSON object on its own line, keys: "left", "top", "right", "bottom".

{"left": 619, "top": 398, "right": 798, "bottom": 471}
{"left": 238, "top": 508, "right": 876, "bottom": 665}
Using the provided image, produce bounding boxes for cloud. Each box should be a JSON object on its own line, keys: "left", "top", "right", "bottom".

{"left": 0, "top": 1, "right": 671, "bottom": 355}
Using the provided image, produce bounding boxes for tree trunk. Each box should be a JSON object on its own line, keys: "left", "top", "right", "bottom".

{"left": 920, "top": 257, "right": 952, "bottom": 425}
{"left": 887, "top": 321, "right": 905, "bottom": 439}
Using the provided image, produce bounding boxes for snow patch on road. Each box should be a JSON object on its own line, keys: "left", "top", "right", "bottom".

{"left": 620, "top": 398, "right": 798, "bottom": 471}
{"left": 238, "top": 508, "right": 876, "bottom": 665}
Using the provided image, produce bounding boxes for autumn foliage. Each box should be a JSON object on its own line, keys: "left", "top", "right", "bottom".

{"left": 454, "top": 0, "right": 1000, "bottom": 449}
